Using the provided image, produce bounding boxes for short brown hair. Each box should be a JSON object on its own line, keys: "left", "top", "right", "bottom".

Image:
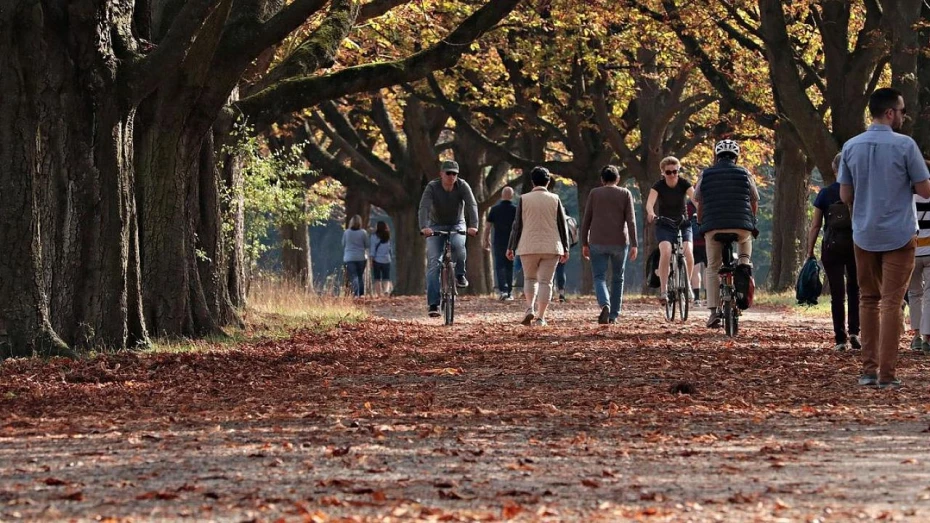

{"left": 659, "top": 156, "right": 680, "bottom": 170}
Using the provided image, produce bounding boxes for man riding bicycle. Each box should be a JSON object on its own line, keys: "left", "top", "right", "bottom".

{"left": 646, "top": 156, "right": 695, "bottom": 306}
{"left": 419, "top": 160, "right": 479, "bottom": 317}
{"left": 693, "top": 140, "right": 759, "bottom": 328}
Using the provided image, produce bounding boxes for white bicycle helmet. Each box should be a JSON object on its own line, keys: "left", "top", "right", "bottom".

{"left": 714, "top": 139, "right": 740, "bottom": 157}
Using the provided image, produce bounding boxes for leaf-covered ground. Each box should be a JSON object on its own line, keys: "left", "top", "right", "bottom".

{"left": 2, "top": 296, "right": 930, "bottom": 522}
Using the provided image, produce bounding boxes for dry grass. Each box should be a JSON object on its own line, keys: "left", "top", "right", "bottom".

{"left": 148, "top": 277, "right": 366, "bottom": 354}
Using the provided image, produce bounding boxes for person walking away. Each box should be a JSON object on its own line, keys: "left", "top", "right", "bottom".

{"left": 646, "top": 156, "right": 695, "bottom": 306}
{"left": 507, "top": 167, "right": 570, "bottom": 326}
{"left": 807, "top": 153, "right": 860, "bottom": 351}
{"left": 554, "top": 215, "right": 580, "bottom": 303}
{"left": 839, "top": 87, "right": 930, "bottom": 389}
{"left": 483, "top": 187, "right": 517, "bottom": 300}
{"left": 693, "top": 139, "right": 759, "bottom": 328}
{"left": 580, "top": 165, "right": 639, "bottom": 324}
{"left": 419, "top": 160, "right": 479, "bottom": 317}
{"left": 370, "top": 221, "right": 393, "bottom": 297}
{"left": 907, "top": 194, "right": 930, "bottom": 352}
{"left": 687, "top": 201, "right": 706, "bottom": 306}
{"left": 342, "top": 215, "right": 369, "bottom": 297}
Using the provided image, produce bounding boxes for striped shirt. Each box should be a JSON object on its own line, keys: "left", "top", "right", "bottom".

{"left": 916, "top": 195, "right": 930, "bottom": 256}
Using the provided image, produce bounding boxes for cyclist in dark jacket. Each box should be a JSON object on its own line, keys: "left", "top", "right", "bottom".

{"left": 693, "top": 140, "right": 759, "bottom": 328}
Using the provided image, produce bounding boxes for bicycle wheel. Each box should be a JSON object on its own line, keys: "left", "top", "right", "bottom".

{"left": 724, "top": 300, "right": 738, "bottom": 337}
{"left": 665, "top": 259, "right": 677, "bottom": 321}
{"left": 677, "top": 260, "right": 689, "bottom": 321}
{"left": 443, "top": 262, "right": 455, "bottom": 325}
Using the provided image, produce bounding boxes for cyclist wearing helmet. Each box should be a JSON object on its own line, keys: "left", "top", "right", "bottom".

{"left": 692, "top": 139, "right": 759, "bottom": 328}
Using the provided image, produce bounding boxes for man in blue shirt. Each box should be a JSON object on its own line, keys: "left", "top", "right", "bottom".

{"left": 483, "top": 187, "right": 517, "bottom": 300}
{"left": 839, "top": 87, "right": 930, "bottom": 389}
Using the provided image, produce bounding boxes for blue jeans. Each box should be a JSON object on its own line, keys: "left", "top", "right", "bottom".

{"left": 345, "top": 261, "right": 366, "bottom": 297}
{"left": 590, "top": 244, "right": 630, "bottom": 320}
{"left": 492, "top": 245, "right": 513, "bottom": 294}
{"left": 426, "top": 227, "right": 466, "bottom": 307}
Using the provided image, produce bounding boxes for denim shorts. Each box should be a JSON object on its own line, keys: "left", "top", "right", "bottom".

{"left": 655, "top": 222, "right": 693, "bottom": 244}
{"left": 372, "top": 262, "right": 391, "bottom": 281}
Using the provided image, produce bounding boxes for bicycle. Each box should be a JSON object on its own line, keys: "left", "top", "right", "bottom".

{"left": 712, "top": 233, "right": 741, "bottom": 336}
{"left": 427, "top": 230, "right": 463, "bottom": 325}
{"left": 656, "top": 216, "right": 690, "bottom": 322}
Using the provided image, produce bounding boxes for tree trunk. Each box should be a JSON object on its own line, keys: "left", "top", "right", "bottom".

{"left": 391, "top": 205, "right": 426, "bottom": 296}
{"left": 463, "top": 213, "right": 493, "bottom": 295}
{"left": 281, "top": 220, "right": 312, "bottom": 288}
{"left": 1, "top": 1, "right": 147, "bottom": 356}
{"left": 575, "top": 176, "right": 601, "bottom": 294}
{"left": 135, "top": 120, "right": 221, "bottom": 338}
{"left": 345, "top": 188, "right": 372, "bottom": 227}
{"left": 635, "top": 177, "right": 659, "bottom": 295}
{"left": 769, "top": 126, "right": 810, "bottom": 292}
{"left": 220, "top": 147, "right": 247, "bottom": 308}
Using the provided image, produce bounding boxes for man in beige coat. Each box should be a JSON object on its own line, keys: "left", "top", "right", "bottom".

{"left": 507, "top": 167, "right": 570, "bottom": 326}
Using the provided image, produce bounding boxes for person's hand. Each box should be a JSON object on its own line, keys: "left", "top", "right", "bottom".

{"left": 629, "top": 246, "right": 638, "bottom": 261}
{"left": 421, "top": 227, "right": 433, "bottom": 236}
{"left": 466, "top": 227, "right": 478, "bottom": 237}
{"left": 582, "top": 245, "right": 590, "bottom": 260}
{"left": 506, "top": 249, "right": 515, "bottom": 261}
{"left": 647, "top": 212, "right": 656, "bottom": 224}
{"left": 560, "top": 252, "right": 569, "bottom": 264}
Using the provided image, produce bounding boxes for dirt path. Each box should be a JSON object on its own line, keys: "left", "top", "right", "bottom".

{"left": 2, "top": 296, "right": 929, "bottom": 522}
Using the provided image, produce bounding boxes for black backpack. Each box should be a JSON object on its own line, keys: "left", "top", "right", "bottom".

{"left": 796, "top": 256, "right": 823, "bottom": 305}
{"left": 823, "top": 201, "right": 853, "bottom": 254}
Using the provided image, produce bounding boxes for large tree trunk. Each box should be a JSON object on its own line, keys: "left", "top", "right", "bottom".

{"left": 769, "top": 127, "right": 810, "bottom": 292}
{"left": 1, "top": 1, "right": 145, "bottom": 356}
{"left": 135, "top": 119, "right": 221, "bottom": 338}
{"left": 391, "top": 205, "right": 426, "bottom": 296}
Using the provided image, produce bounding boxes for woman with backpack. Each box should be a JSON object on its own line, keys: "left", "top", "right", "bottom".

{"left": 370, "top": 221, "right": 393, "bottom": 296}
{"left": 807, "top": 153, "right": 860, "bottom": 351}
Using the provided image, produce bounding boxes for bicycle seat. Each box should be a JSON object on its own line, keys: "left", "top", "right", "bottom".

{"left": 713, "top": 233, "right": 739, "bottom": 244}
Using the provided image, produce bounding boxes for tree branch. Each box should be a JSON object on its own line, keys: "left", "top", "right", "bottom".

{"left": 237, "top": 0, "right": 520, "bottom": 131}
{"left": 359, "top": 0, "right": 408, "bottom": 22}
{"left": 249, "top": 0, "right": 359, "bottom": 94}
{"left": 370, "top": 94, "right": 410, "bottom": 169}
{"left": 126, "top": 0, "right": 226, "bottom": 101}
{"left": 230, "top": 0, "right": 329, "bottom": 69}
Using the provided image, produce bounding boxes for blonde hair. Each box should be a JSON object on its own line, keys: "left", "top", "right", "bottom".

{"left": 348, "top": 215, "right": 362, "bottom": 230}
{"left": 832, "top": 153, "right": 841, "bottom": 174}
{"left": 659, "top": 156, "right": 680, "bottom": 170}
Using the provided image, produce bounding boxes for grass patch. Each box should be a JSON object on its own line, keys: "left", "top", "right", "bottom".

{"left": 147, "top": 278, "right": 366, "bottom": 354}
{"left": 752, "top": 290, "right": 831, "bottom": 316}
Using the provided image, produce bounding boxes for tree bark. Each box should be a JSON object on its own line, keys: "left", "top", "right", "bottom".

{"left": 1, "top": 1, "right": 145, "bottom": 356}
{"left": 391, "top": 205, "right": 426, "bottom": 296}
{"left": 281, "top": 220, "right": 312, "bottom": 288}
{"left": 769, "top": 127, "right": 810, "bottom": 292}
{"left": 575, "top": 176, "right": 602, "bottom": 295}
{"left": 464, "top": 214, "right": 493, "bottom": 295}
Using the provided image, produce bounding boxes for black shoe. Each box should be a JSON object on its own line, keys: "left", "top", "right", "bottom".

{"left": 559, "top": 293, "right": 566, "bottom": 303}
{"left": 428, "top": 305, "right": 440, "bottom": 318}
{"left": 455, "top": 275, "right": 469, "bottom": 288}
{"left": 608, "top": 318, "right": 617, "bottom": 324}
{"left": 706, "top": 310, "right": 721, "bottom": 328}
{"left": 597, "top": 305, "right": 610, "bottom": 324}
{"left": 849, "top": 334, "right": 862, "bottom": 350}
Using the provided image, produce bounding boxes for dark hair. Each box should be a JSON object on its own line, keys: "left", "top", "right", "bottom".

{"left": 530, "top": 166, "right": 551, "bottom": 187}
{"left": 375, "top": 220, "right": 390, "bottom": 242}
{"left": 869, "top": 87, "right": 903, "bottom": 117}
{"left": 601, "top": 165, "right": 619, "bottom": 183}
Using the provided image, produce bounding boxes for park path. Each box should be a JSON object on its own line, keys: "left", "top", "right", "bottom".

{"left": 1, "top": 295, "right": 929, "bottom": 522}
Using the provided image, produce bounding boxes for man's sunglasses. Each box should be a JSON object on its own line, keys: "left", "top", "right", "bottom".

{"left": 443, "top": 171, "right": 458, "bottom": 176}
{"left": 663, "top": 169, "right": 679, "bottom": 175}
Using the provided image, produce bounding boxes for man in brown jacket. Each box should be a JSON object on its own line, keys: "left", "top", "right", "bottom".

{"left": 507, "top": 167, "right": 570, "bottom": 326}
{"left": 581, "top": 165, "right": 639, "bottom": 324}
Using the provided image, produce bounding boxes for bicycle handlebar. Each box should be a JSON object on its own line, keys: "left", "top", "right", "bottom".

{"left": 655, "top": 216, "right": 689, "bottom": 229}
